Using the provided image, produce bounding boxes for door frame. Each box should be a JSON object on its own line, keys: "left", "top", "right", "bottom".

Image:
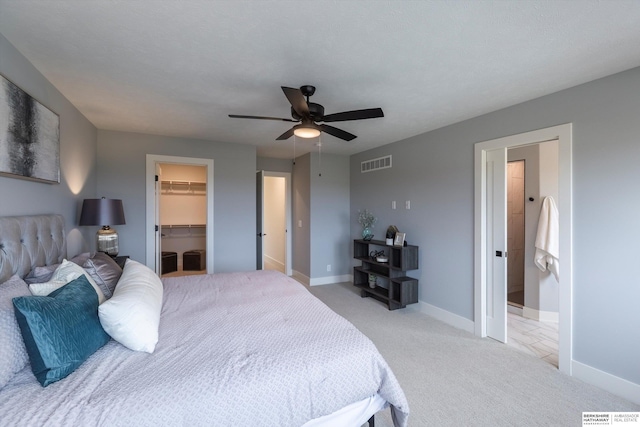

{"left": 474, "top": 123, "right": 573, "bottom": 375}
{"left": 145, "top": 154, "right": 214, "bottom": 275}
{"left": 261, "top": 171, "right": 292, "bottom": 276}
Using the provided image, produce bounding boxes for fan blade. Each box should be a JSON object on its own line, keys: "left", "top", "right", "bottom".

{"left": 276, "top": 127, "right": 296, "bottom": 140}
{"left": 229, "top": 114, "right": 297, "bottom": 122}
{"left": 281, "top": 86, "right": 310, "bottom": 117}
{"left": 319, "top": 124, "right": 357, "bottom": 141}
{"left": 321, "top": 108, "right": 384, "bottom": 122}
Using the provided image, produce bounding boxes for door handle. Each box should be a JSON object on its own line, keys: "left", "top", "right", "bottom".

{"left": 257, "top": 233, "right": 268, "bottom": 237}
{"left": 495, "top": 251, "right": 507, "bottom": 257}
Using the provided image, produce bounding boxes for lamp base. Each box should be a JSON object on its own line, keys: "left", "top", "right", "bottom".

{"left": 97, "top": 226, "right": 119, "bottom": 257}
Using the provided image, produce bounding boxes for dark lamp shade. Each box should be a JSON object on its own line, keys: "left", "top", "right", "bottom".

{"left": 79, "top": 199, "right": 126, "bottom": 226}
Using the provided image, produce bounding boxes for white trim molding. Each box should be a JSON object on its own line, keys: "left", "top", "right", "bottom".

{"left": 310, "top": 274, "right": 352, "bottom": 286}
{"left": 522, "top": 306, "right": 559, "bottom": 323}
{"left": 292, "top": 270, "right": 310, "bottom": 286}
{"left": 572, "top": 361, "right": 640, "bottom": 405}
{"left": 414, "top": 301, "right": 475, "bottom": 334}
{"left": 292, "top": 271, "right": 352, "bottom": 287}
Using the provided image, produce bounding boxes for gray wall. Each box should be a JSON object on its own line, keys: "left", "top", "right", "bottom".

{"left": 292, "top": 152, "right": 351, "bottom": 281}
{"left": 309, "top": 152, "right": 350, "bottom": 279}
{"left": 292, "top": 154, "right": 311, "bottom": 276}
{"left": 257, "top": 156, "right": 293, "bottom": 173}
{"left": 0, "top": 33, "right": 97, "bottom": 257}
{"left": 351, "top": 66, "right": 640, "bottom": 384}
{"left": 96, "top": 130, "right": 256, "bottom": 273}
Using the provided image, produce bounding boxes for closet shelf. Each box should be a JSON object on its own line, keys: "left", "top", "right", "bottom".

{"left": 160, "top": 224, "right": 206, "bottom": 238}
{"left": 161, "top": 180, "right": 206, "bottom": 195}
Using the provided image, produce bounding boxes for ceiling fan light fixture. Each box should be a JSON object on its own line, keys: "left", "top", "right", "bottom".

{"left": 293, "top": 126, "right": 321, "bottom": 139}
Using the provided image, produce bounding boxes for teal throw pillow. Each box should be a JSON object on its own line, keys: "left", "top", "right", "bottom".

{"left": 12, "top": 275, "right": 110, "bottom": 387}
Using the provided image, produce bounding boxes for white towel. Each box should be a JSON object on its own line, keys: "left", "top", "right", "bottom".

{"left": 534, "top": 196, "right": 559, "bottom": 281}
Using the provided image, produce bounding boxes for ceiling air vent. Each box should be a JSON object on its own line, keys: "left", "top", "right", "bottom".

{"left": 361, "top": 155, "right": 392, "bottom": 173}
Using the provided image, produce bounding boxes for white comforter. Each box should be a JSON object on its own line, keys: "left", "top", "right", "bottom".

{"left": 1, "top": 270, "right": 409, "bottom": 426}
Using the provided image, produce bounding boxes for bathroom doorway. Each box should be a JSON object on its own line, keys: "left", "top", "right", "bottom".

{"left": 474, "top": 123, "right": 572, "bottom": 374}
{"left": 505, "top": 144, "right": 560, "bottom": 368}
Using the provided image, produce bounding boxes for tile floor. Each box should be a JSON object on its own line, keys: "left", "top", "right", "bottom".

{"left": 507, "top": 311, "right": 559, "bottom": 368}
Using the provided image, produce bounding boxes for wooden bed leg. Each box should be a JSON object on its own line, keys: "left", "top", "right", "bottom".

{"left": 368, "top": 415, "right": 375, "bottom": 427}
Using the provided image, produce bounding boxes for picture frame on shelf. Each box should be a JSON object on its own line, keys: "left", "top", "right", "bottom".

{"left": 393, "top": 232, "right": 406, "bottom": 247}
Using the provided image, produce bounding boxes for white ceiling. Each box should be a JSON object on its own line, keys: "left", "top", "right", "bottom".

{"left": 2, "top": 1, "right": 640, "bottom": 158}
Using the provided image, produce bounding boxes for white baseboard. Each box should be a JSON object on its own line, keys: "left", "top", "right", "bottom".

{"left": 291, "top": 271, "right": 352, "bottom": 287}
{"left": 414, "top": 300, "right": 475, "bottom": 334}
{"left": 310, "top": 274, "right": 352, "bottom": 286}
{"left": 507, "top": 305, "right": 523, "bottom": 316}
{"left": 572, "top": 360, "right": 640, "bottom": 405}
{"left": 292, "top": 270, "right": 309, "bottom": 286}
{"left": 523, "top": 306, "right": 559, "bottom": 323}
{"left": 264, "top": 255, "right": 285, "bottom": 271}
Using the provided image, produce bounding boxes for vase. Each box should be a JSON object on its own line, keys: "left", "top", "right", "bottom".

{"left": 362, "top": 226, "right": 373, "bottom": 240}
{"left": 368, "top": 276, "right": 376, "bottom": 288}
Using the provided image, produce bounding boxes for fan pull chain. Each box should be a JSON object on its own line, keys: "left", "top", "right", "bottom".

{"left": 292, "top": 135, "right": 296, "bottom": 165}
{"left": 318, "top": 136, "right": 322, "bottom": 177}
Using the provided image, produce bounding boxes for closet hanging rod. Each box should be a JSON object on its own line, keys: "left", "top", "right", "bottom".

{"left": 161, "top": 180, "right": 205, "bottom": 185}
{"left": 161, "top": 224, "right": 206, "bottom": 228}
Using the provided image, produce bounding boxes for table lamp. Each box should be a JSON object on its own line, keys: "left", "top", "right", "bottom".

{"left": 79, "top": 198, "right": 126, "bottom": 257}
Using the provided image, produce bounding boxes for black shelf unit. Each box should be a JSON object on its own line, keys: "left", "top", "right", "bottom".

{"left": 353, "top": 239, "right": 419, "bottom": 310}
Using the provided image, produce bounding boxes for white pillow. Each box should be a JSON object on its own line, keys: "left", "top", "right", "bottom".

{"left": 28, "top": 259, "right": 106, "bottom": 304}
{"left": 98, "top": 259, "right": 163, "bottom": 353}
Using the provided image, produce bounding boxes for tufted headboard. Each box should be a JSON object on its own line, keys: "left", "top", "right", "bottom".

{"left": 0, "top": 215, "right": 66, "bottom": 283}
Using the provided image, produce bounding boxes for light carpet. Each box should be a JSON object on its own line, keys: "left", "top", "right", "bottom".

{"left": 307, "top": 282, "right": 639, "bottom": 427}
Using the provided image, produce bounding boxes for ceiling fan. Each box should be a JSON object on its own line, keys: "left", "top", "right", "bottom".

{"left": 228, "top": 85, "right": 384, "bottom": 141}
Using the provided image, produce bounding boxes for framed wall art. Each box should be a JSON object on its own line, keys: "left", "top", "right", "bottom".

{"left": 0, "top": 74, "right": 60, "bottom": 183}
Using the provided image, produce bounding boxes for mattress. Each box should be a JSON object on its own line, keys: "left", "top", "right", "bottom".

{"left": 1, "top": 270, "right": 409, "bottom": 426}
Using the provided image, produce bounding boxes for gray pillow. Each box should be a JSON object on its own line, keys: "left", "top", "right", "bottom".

{"left": 83, "top": 253, "right": 123, "bottom": 299}
{"left": 0, "top": 275, "right": 31, "bottom": 389}
{"left": 24, "top": 263, "right": 60, "bottom": 285}
{"left": 70, "top": 252, "right": 91, "bottom": 267}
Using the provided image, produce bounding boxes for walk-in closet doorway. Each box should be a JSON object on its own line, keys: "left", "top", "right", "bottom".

{"left": 145, "top": 154, "right": 214, "bottom": 276}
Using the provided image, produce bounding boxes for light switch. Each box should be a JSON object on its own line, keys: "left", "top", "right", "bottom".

{"left": 405, "top": 200, "right": 410, "bottom": 210}
{"left": 298, "top": 220, "right": 302, "bottom": 228}
{"left": 392, "top": 201, "right": 396, "bottom": 210}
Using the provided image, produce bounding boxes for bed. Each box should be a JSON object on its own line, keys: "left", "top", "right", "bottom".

{"left": 0, "top": 215, "right": 409, "bottom": 426}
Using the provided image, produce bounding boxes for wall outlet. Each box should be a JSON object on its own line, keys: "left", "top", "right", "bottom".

{"left": 327, "top": 264, "right": 331, "bottom": 272}
{"left": 405, "top": 200, "right": 411, "bottom": 209}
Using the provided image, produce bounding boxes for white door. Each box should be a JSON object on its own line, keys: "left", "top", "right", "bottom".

{"left": 154, "top": 163, "right": 163, "bottom": 275}
{"left": 256, "top": 170, "right": 265, "bottom": 270}
{"left": 486, "top": 148, "right": 508, "bottom": 343}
